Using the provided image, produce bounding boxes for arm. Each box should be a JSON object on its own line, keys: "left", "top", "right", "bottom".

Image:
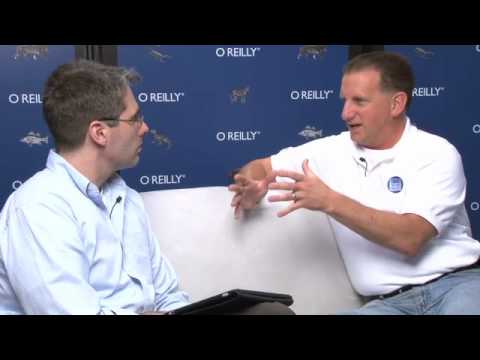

{"left": 228, "top": 157, "right": 276, "bottom": 218}
{"left": 146, "top": 214, "right": 190, "bottom": 312}
{"left": 5, "top": 199, "right": 133, "bottom": 314}
{"left": 268, "top": 159, "right": 437, "bottom": 257}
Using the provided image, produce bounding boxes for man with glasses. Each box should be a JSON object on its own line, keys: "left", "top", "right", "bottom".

{"left": 0, "top": 60, "right": 294, "bottom": 315}
{"left": 0, "top": 60, "right": 188, "bottom": 315}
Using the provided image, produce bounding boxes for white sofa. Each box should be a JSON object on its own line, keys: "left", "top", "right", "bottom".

{"left": 141, "top": 186, "right": 364, "bottom": 314}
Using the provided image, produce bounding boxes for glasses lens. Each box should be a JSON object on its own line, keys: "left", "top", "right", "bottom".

{"left": 135, "top": 113, "right": 144, "bottom": 124}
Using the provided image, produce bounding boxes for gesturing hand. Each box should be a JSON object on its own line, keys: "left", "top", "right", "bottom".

{"left": 267, "top": 159, "right": 334, "bottom": 217}
{"left": 228, "top": 172, "right": 276, "bottom": 219}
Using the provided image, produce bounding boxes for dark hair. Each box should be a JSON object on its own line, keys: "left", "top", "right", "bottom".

{"left": 343, "top": 51, "right": 415, "bottom": 109}
{"left": 42, "top": 60, "right": 141, "bottom": 152}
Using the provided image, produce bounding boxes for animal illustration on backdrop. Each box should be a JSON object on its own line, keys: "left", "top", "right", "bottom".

{"left": 14, "top": 45, "right": 49, "bottom": 60}
{"left": 297, "top": 45, "right": 328, "bottom": 60}
{"left": 414, "top": 47, "right": 435, "bottom": 59}
{"left": 298, "top": 125, "right": 323, "bottom": 140}
{"left": 230, "top": 86, "right": 250, "bottom": 104}
{"left": 148, "top": 46, "right": 172, "bottom": 62}
{"left": 20, "top": 131, "right": 49, "bottom": 146}
{"left": 150, "top": 129, "right": 173, "bottom": 149}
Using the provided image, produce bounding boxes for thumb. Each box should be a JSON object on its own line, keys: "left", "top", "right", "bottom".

{"left": 264, "top": 171, "right": 277, "bottom": 185}
{"left": 302, "top": 159, "right": 312, "bottom": 175}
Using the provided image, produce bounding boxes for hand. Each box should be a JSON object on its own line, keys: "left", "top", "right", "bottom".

{"left": 267, "top": 159, "right": 334, "bottom": 217}
{"left": 228, "top": 172, "right": 276, "bottom": 219}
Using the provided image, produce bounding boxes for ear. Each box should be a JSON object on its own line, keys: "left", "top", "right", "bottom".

{"left": 390, "top": 92, "right": 408, "bottom": 117}
{"left": 88, "top": 120, "right": 109, "bottom": 147}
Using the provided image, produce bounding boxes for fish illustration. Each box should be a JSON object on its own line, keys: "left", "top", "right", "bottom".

{"left": 149, "top": 48, "right": 171, "bottom": 62}
{"left": 298, "top": 126, "right": 323, "bottom": 140}
{"left": 150, "top": 129, "right": 172, "bottom": 149}
{"left": 14, "top": 45, "right": 48, "bottom": 60}
{"left": 297, "top": 45, "right": 328, "bottom": 60}
{"left": 20, "top": 131, "right": 48, "bottom": 146}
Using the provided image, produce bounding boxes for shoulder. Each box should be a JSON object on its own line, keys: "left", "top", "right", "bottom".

{"left": 124, "top": 184, "right": 148, "bottom": 212}
{"left": 8, "top": 168, "right": 77, "bottom": 214}
{"left": 12, "top": 169, "right": 61, "bottom": 204}
{"left": 412, "top": 128, "right": 461, "bottom": 162}
{"left": 0, "top": 171, "right": 77, "bottom": 234}
{"left": 283, "top": 131, "right": 350, "bottom": 154}
{"left": 405, "top": 128, "right": 464, "bottom": 180}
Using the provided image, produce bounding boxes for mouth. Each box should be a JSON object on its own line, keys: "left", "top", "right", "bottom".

{"left": 348, "top": 124, "right": 362, "bottom": 130}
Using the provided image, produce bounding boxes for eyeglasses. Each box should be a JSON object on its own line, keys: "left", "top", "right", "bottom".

{"left": 99, "top": 110, "right": 145, "bottom": 126}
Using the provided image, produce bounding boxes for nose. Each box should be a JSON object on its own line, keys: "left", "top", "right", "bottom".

{"left": 140, "top": 120, "right": 150, "bottom": 135}
{"left": 341, "top": 101, "right": 354, "bottom": 122}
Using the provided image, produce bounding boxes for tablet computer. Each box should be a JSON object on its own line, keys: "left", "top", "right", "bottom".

{"left": 167, "top": 289, "right": 294, "bottom": 315}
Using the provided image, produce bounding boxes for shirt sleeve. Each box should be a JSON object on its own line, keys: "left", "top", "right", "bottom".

{"left": 271, "top": 136, "right": 337, "bottom": 180}
{"left": 145, "top": 214, "right": 190, "bottom": 312}
{"left": 3, "top": 196, "right": 124, "bottom": 315}
{"left": 401, "top": 142, "right": 467, "bottom": 236}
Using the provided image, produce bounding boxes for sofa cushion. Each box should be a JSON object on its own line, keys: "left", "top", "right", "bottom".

{"left": 141, "top": 186, "right": 363, "bottom": 314}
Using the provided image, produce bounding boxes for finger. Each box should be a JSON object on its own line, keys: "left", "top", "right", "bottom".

{"left": 231, "top": 193, "right": 242, "bottom": 207}
{"left": 302, "top": 159, "right": 311, "bottom": 175}
{"left": 272, "top": 169, "right": 304, "bottom": 182}
{"left": 293, "top": 190, "right": 303, "bottom": 202}
{"left": 263, "top": 171, "right": 278, "bottom": 184}
{"left": 234, "top": 174, "right": 250, "bottom": 186}
{"left": 268, "top": 182, "right": 295, "bottom": 191}
{"left": 267, "top": 193, "right": 294, "bottom": 203}
{"left": 228, "top": 184, "right": 244, "bottom": 193}
{"left": 234, "top": 204, "right": 243, "bottom": 219}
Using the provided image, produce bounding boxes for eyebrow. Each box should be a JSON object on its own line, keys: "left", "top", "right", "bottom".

{"left": 352, "top": 96, "right": 368, "bottom": 102}
{"left": 130, "top": 108, "right": 141, "bottom": 119}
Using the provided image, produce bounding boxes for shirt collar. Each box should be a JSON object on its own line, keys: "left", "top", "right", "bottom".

{"left": 351, "top": 116, "right": 415, "bottom": 168}
{"left": 46, "top": 149, "right": 126, "bottom": 208}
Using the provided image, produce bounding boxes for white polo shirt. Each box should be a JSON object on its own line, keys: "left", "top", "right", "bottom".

{"left": 271, "top": 118, "right": 480, "bottom": 296}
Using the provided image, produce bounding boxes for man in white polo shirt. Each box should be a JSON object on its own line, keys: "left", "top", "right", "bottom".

{"left": 228, "top": 51, "right": 480, "bottom": 314}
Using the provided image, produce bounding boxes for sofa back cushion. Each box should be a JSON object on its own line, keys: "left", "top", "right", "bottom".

{"left": 141, "top": 186, "right": 363, "bottom": 314}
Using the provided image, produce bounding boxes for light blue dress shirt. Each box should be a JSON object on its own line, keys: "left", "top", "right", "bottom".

{"left": 0, "top": 150, "right": 190, "bottom": 314}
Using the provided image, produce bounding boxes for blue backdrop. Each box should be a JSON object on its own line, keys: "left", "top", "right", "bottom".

{"left": 0, "top": 45, "right": 74, "bottom": 201}
{"left": 116, "top": 45, "right": 348, "bottom": 191}
{"left": 1, "top": 45, "right": 478, "bottom": 238}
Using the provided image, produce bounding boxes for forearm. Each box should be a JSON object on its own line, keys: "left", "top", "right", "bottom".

{"left": 326, "top": 191, "right": 437, "bottom": 256}
{"left": 150, "top": 233, "right": 190, "bottom": 311}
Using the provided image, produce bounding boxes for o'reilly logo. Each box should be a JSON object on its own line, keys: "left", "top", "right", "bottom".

{"left": 138, "top": 92, "right": 185, "bottom": 103}
{"left": 216, "top": 131, "right": 261, "bottom": 142}
{"left": 412, "top": 87, "right": 445, "bottom": 97}
{"left": 216, "top": 47, "right": 260, "bottom": 58}
{"left": 290, "top": 90, "right": 334, "bottom": 101}
{"left": 140, "top": 174, "right": 186, "bottom": 185}
{"left": 8, "top": 93, "right": 42, "bottom": 104}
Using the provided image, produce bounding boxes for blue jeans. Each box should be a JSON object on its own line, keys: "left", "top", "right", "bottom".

{"left": 338, "top": 268, "right": 480, "bottom": 315}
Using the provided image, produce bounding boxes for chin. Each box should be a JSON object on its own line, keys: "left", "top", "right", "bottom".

{"left": 130, "top": 157, "right": 140, "bottom": 167}
{"left": 120, "top": 157, "right": 140, "bottom": 170}
{"left": 350, "top": 132, "right": 360, "bottom": 142}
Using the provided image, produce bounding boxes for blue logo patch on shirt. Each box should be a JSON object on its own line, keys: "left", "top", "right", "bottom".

{"left": 387, "top": 176, "right": 403, "bottom": 193}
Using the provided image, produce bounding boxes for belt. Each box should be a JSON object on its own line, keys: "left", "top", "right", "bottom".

{"left": 371, "top": 258, "right": 480, "bottom": 301}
